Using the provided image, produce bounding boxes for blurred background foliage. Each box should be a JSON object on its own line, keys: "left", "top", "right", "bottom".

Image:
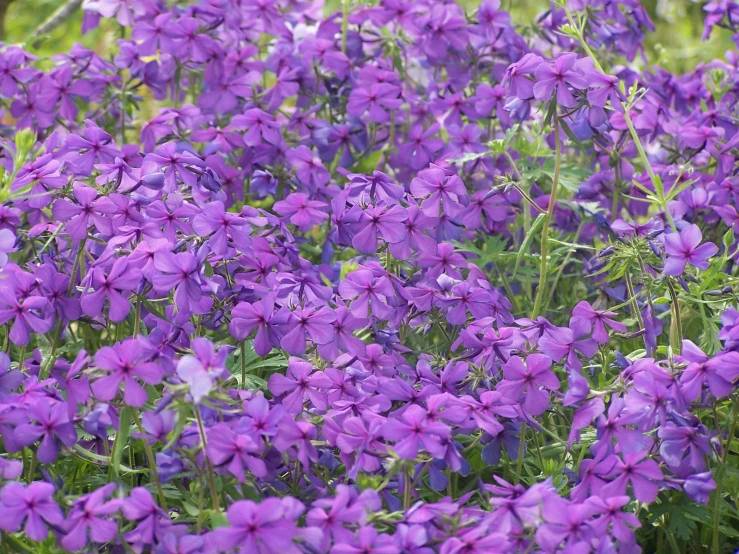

{"left": 2, "top": 0, "right": 736, "bottom": 74}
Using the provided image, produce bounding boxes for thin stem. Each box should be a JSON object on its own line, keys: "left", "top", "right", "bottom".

{"left": 133, "top": 294, "right": 142, "bottom": 338}
{"left": 666, "top": 280, "right": 683, "bottom": 356}
{"left": 403, "top": 465, "right": 412, "bottom": 510}
{"left": 531, "top": 117, "right": 561, "bottom": 319}
{"left": 17, "top": 345, "right": 25, "bottom": 373}
{"left": 195, "top": 408, "right": 221, "bottom": 512}
{"left": 514, "top": 422, "right": 526, "bottom": 485}
{"left": 545, "top": 222, "right": 584, "bottom": 310}
{"left": 132, "top": 411, "right": 168, "bottom": 510}
{"left": 240, "top": 340, "right": 247, "bottom": 389}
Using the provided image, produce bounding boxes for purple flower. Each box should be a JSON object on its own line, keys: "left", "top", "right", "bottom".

{"left": 274, "top": 193, "right": 329, "bottom": 230}
{"left": 338, "top": 269, "right": 396, "bottom": 320}
{"left": 268, "top": 357, "right": 330, "bottom": 413}
{"left": 0, "top": 481, "right": 64, "bottom": 541}
{"left": 212, "top": 498, "right": 300, "bottom": 553}
{"left": 81, "top": 257, "right": 142, "bottom": 322}
{"left": 0, "top": 290, "right": 52, "bottom": 346}
{"left": 382, "top": 404, "right": 450, "bottom": 460}
{"left": 141, "top": 142, "right": 206, "bottom": 193}
{"left": 287, "top": 146, "right": 330, "bottom": 190}
{"left": 16, "top": 400, "right": 77, "bottom": 463}
{"left": 92, "top": 339, "right": 163, "bottom": 407}
{"left": 229, "top": 297, "right": 287, "bottom": 356}
{"left": 352, "top": 204, "right": 408, "bottom": 254}
{"left": 397, "top": 123, "right": 444, "bottom": 171}
{"left": 206, "top": 423, "right": 267, "bottom": 481}
{"left": 333, "top": 525, "right": 400, "bottom": 554}
{"left": 602, "top": 452, "right": 663, "bottom": 504}
{"left": 280, "top": 305, "right": 336, "bottom": 355}
{"left": 533, "top": 53, "right": 588, "bottom": 107}
{"left": 152, "top": 251, "right": 207, "bottom": 314}
{"left": 497, "top": 354, "right": 560, "bottom": 416}
{"left": 52, "top": 183, "right": 116, "bottom": 240}
{"left": 684, "top": 472, "right": 716, "bottom": 504}
{"left": 61, "top": 484, "right": 121, "bottom": 551}
{"left": 677, "top": 340, "right": 739, "bottom": 401}
{"left": 347, "top": 83, "right": 403, "bottom": 123}
{"left": 571, "top": 301, "right": 626, "bottom": 344}
{"left": 410, "top": 165, "right": 468, "bottom": 218}
{"left": 663, "top": 224, "right": 719, "bottom": 275}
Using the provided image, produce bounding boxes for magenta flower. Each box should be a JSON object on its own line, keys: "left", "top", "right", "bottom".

{"left": 52, "top": 183, "right": 117, "bottom": 240}
{"left": 497, "top": 354, "right": 560, "bottom": 416}
{"left": 346, "top": 83, "right": 403, "bottom": 123}
{"left": 206, "top": 423, "right": 267, "bottom": 481}
{"left": 410, "top": 165, "right": 468, "bottom": 218}
{"left": 61, "top": 484, "right": 121, "bottom": 551}
{"left": 663, "top": 224, "right": 718, "bottom": 275}
{"left": 274, "top": 193, "right": 329, "bottom": 230}
{"left": 268, "top": 357, "right": 331, "bottom": 413}
{"left": 212, "top": 498, "right": 299, "bottom": 553}
{"left": 352, "top": 204, "right": 408, "bottom": 254}
{"left": 16, "top": 400, "right": 77, "bottom": 463}
{"left": 382, "top": 404, "right": 450, "bottom": 460}
{"left": 280, "top": 305, "right": 336, "bottom": 355}
{"left": 571, "top": 301, "right": 626, "bottom": 344}
{"left": 229, "top": 297, "right": 287, "bottom": 356}
{"left": 91, "top": 339, "right": 163, "bottom": 407}
{"left": 601, "top": 452, "right": 663, "bottom": 503}
{"left": 81, "top": 257, "right": 142, "bottom": 322}
{"left": 533, "top": 53, "right": 588, "bottom": 107}
{"left": 0, "top": 482, "right": 64, "bottom": 541}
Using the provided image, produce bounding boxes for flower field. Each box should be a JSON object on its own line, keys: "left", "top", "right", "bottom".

{"left": 1, "top": 0, "right": 739, "bottom": 552}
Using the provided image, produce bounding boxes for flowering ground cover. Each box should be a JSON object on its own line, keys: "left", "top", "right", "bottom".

{"left": 3, "top": 0, "right": 739, "bottom": 552}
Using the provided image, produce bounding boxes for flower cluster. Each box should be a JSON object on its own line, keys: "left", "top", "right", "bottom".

{"left": 0, "top": 0, "right": 737, "bottom": 552}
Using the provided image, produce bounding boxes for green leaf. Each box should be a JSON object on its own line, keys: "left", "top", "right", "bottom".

{"left": 558, "top": 118, "right": 586, "bottom": 151}
{"left": 351, "top": 150, "right": 383, "bottom": 174}
{"left": 724, "top": 228, "right": 735, "bottom": 251}
{"left": 448, "top": 151, "right": 490, "bottom": 164}
{"left": 210, "top": 511, "right": 230, "bottom": 528}
{"left": 111, "top": 407, "right": 131, "bottom": 480}
{"left": 514, "top": 213, "right": 547, "bottom": 277}
{"left": 543, "top": 100, "right": 557, "bottom": 128}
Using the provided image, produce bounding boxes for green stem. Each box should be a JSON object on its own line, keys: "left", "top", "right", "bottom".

{"left": 132, "top": 411, "right": 168, "bottom": 510}
{"left": 403, "top": 465, "right": 412, "bottom": 510}
{"left": 195, "top": 408, "right": 221, "bottom": 512}
{"left": 666, "top": 280, "right": 683, "bottom": 356}
{"left": 531, "top": 117, "right": 561, "bottom": 319}
{"left": 514, "top": 422, "right": 526, "bottom": 485}
{"left": 545, "top": 222, "right": 584, "bottom": 310}
{"left": 241, "top": 340, "right": 247, "bottom": 389}
{"left": 624, "top": 272, "right": 645, "bottom": 330}
{"left": 17, "top": 345, "right": 25, "bottom": 373}
{"left": 133, "top": 294, "right": 142, "bottom": 338}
